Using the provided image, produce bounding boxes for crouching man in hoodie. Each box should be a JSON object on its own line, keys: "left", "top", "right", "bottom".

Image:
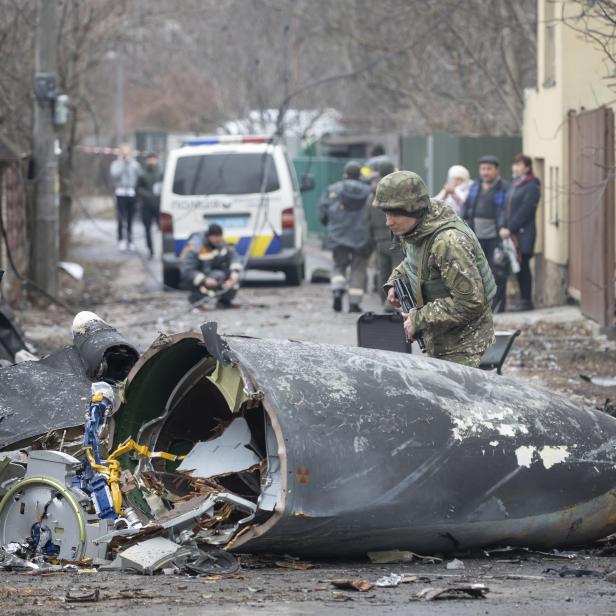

{"left": 179, "top": 224, "right": 241, "bottom": 308}
{"left": 318, "top": 161, "right": 372, "bottom": 313}
{"left": 375, "top": 171, "right": 496, "bottom": 368}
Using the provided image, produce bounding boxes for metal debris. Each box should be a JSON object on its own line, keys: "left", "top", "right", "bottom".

{"left": 109, "top": 537, "right": 193, "bottom": 575}
{"left": 544, "top": 566, "right": 605, "bottom": 578}
{"left": 367, "top": 550, "right": 442, "bottom": 564}
{"left": 375, "top": 573, "right": 402, "bottom": 587}
{"left": 330, "top": 579, "right": 374, "bottom": 592}
{"left": 580, "top": 374, "right": 616, "bottom": 387}
{"left": 446, "top": 558, "right": 465, "bottom": 570}
{"left": 65, "top": 588, "right": 100, "bottom": 603}
{"left": 415, "top": 584, "right": 489, "bottom": 600}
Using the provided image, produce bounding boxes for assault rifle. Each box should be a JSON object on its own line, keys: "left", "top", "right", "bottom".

{"left": 393, "top": 278, "right": 426, "bottom": 352}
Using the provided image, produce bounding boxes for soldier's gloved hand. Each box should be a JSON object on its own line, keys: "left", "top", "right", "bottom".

{"left": 387, "top": 287, "right": 401, "bottom": 308}
{"left": 193, "top": 272, "right": 206, "bottom": 287}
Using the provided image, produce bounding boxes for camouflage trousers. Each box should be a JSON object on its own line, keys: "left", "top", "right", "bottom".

{"left": 437, "top": 353, "right": 482, "bottom": 368}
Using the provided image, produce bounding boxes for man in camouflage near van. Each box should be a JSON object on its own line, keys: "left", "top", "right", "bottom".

{"left": 373, "top": 170, "right": 495, "bottom": 367}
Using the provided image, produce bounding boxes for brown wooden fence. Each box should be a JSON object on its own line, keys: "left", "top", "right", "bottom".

{"left": 568, "top": 107, "right": 615, "bottom": 327}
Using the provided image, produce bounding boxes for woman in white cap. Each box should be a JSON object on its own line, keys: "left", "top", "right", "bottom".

{"left": 436, "top": 165, "right": 471, "bottom": 216}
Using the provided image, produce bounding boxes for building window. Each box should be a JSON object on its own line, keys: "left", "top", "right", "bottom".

{"left": 544, "top": 1, "right": 556, "bottom": 87}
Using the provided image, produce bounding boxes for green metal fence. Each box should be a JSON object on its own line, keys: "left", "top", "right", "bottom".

{"left": 400, "top": 133, "right": 523, "bottom": 194}
{"left": 293, "top": 156, "right": 352, "bottom": 237}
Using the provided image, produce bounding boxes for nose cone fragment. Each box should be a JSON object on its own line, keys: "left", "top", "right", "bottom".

{"left": 114, "top": 322, "right": 616, "bottom": 557}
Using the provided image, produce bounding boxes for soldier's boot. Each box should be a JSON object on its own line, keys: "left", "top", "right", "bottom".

{"left": 332, "top": 290, "right": 344, "bottom": 312}
{"left": 348, "top": 288, "right": 363, "bottom": 314}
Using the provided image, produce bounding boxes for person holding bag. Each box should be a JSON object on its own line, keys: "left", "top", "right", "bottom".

{"left": 499, "top": 154, "right": 541, "bottom": 311}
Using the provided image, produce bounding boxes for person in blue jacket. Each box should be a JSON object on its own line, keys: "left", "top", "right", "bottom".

{"left": 499, "top": 154, "right": 541, "bottom": 311}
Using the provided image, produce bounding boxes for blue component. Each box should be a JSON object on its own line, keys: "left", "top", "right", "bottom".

{"left": 183, "top": 138, "right": 220, "bottom": 146}
{"left": 30, "top": 523, "right": 60, "bottom": 556}
{"left": 81, "top": 394, "right": 117, "bottom": 519}
{"left": 90, "top": 474, "right": 116, "bottom": 520}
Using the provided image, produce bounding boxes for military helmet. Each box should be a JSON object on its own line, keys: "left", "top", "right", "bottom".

{"left": 372, "top": 170, "right": 431, "bottom": 215}
{"left": 343, "top": 160, "right": 361, "bottom": 180}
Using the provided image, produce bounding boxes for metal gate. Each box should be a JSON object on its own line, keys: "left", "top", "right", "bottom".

{"left": 568, "top": 107, "right": 615, "bottom": 327}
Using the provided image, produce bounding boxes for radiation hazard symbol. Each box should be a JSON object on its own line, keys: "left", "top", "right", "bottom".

{"left": 296, "top": 465, "right": 311, "bottom": 485}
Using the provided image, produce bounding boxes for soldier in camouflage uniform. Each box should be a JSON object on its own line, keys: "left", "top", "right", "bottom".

{"left": 373, "top": 171, "right": 496, "bottom": 367}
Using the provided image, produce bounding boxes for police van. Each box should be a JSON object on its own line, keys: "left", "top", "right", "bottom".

{"left": 159, "top": 136, "right": 313, "bottom": 288}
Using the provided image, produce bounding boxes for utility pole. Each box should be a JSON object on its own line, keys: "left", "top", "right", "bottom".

{"left": 32, "top": 0, "right": 59, "bottom": 297}
{"left": 115, "top": 56, "right": 125, "bottom": 144}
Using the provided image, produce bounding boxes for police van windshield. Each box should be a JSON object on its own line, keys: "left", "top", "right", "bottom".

{"left": 172, "top": 153, "right": 280, "bottom": 195}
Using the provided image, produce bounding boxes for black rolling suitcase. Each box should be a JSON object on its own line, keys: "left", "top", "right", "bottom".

{"left": 356, "top": 312, "right": 413, "bottom": 354}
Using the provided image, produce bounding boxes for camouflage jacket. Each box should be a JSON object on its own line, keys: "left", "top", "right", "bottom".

{"left": 386, "top": 200, "right": 495, "bottom": 361}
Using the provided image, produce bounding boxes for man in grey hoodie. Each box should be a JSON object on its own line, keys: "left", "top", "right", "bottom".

{"left": 110, "top": 144, "right": 141, "bottom": 251}
{"left": 318, "top": 161, "right": 372, "bottom": 313}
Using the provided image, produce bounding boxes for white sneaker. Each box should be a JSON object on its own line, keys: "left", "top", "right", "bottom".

{"left": 119, "top": 239, "right": 127, "bottom": 251}
{"left": 127, "top": 241, "right": 135, "bottom": 251}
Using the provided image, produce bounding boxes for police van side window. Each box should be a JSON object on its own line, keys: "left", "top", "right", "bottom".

{"left": 172, "top": 153, "right": 280, "bottom": 195}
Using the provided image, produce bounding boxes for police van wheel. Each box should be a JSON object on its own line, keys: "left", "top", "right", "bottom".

{"left": 284, "top": 263, "right": 303, "bottom": 287}
{"left": 163, "top": 266, "right": 181, "bottom": 290}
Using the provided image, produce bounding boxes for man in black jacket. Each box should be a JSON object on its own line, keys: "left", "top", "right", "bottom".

{"left": 136, "top": 152, "right": 163, "bottom": 259}
{"left": 499, "top": 154, "right": 541, "bottom": 311}
{"left": 179, "top": 224, "right": 242, "bottom": 307}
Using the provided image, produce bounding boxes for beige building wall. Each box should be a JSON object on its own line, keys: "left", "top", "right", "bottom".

{"left": 523, "top": 0, "right": 615, "bottom": 305}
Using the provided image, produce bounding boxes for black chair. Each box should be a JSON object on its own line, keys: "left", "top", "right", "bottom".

{"left": 478, "top": 330, "right": 521, "bottom": 375}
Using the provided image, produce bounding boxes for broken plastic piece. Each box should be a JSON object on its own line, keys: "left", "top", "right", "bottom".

{"left": 111, "top": 536, "right": 193, "bottom": 575}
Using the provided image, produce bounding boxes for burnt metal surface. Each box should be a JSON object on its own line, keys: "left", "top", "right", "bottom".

{"left": 73, "top": 317, "right": 139, "bottom": 382}
{"left": 0, "top": 314, "right": 138, "bottom": 451}
{"left": 216, "top": 334, "right": 616, "bottom": 557}
{"left": 0, "top": 304, "right": 28, "bottom": 363}
{"left": 0, "top": 346, "right": 91, "bottom": 450}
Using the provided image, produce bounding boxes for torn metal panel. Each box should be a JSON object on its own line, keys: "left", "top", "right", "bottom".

{"left": 0, "top": 312, "right": 138, "bottom": 452}
{"left": 0, "top": 346, "right": 92, "bottom": 450}
{"left": 177, "top": 417, "right": 261, "bottom": 477}
{"left": 110, "top": 536, "right": 193, "bottom": 575}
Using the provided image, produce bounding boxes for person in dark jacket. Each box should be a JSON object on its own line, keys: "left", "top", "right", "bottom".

{"left": 499, "top": 154, "right": 541, "bottom": 311}
{"left": 136, "top": 152, "right": 163, "bottom": 259}
{"left": 462, "top": 155, "right": 510, "bottom": 312}
{"left": 179, "top": 224, "right": 242, "bottom": 307}
{"left": 318, "top": 161, "right": 372, "bottom": 313}
{"left": 368, "top": 160, "right": 403, "bottom": 310}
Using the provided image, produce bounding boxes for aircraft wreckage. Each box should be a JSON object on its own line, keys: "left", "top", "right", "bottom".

{"left": 1, "top": 312, "right": 616, "bottom": 564}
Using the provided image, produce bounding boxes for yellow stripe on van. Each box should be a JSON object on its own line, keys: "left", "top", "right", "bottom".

{"left": 225, "top": 234, "right": 275, "bottom": 257}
